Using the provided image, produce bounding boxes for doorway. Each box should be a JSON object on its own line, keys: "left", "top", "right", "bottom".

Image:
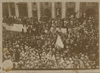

{"left": 86, "top": 8, "right": 96, "bottom": 18}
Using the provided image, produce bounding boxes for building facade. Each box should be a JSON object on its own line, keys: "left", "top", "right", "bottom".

{"left": 2, "top": 2, "right": 98, "bottom": 19}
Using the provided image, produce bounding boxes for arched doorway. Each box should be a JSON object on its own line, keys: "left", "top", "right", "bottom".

{"left": 86, "top": 8, "right": 96, "bottom": 18}
{"left": 2, "top": 3, "right": 9, "bottom": 17}
{"left": 44, "top": 8, "right": 51, "bottom": 18}
{"left": 68, "top": 8, "right": 74, "bottom": 13}
{"left": 56, "top": 8, "right": 61, "bottom": 18}
{"left": 32, "top": 10, "right": 37, "bottom": 17}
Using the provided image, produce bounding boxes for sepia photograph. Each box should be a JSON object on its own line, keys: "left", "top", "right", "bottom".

{"left": 1, "top": 0, "right": 100, "bottom": 73}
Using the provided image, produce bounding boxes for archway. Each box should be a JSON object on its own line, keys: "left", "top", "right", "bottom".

{"left": 66, "top": 8, "right": 74, "bottom": 17}
{"left": 32, "top": 10, "right": 37, "bottom": 17}
{"left": 44, "top": 8, "right": 51, "bottom": 18}
{"left": 86, "top": 8, "right": 96, "bottom": 18}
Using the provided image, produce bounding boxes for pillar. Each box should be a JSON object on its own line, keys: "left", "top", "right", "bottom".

{"left": 75, "top": 2, "right": 80, "bottom": 18}
{"left": 8, "top": 3, "right": 11, "bottom": 17}
{"left": 27, "top": 2, "right": 32, "bottom": 18}
{"left": 37, "top": 1, "right": 40, "bottom": 20}
{"left": 62, "top": 2, "right": 66, "bottom": 18}
{"left": 52, "top": 2, "right": 55, "bottom": 18}
{"left": 15, "top": 2, "right": 19, "bottom": 17}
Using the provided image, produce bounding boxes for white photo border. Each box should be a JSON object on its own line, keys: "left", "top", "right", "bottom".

{"left": 0, "top": 0, "right": 100, "bottom": 73}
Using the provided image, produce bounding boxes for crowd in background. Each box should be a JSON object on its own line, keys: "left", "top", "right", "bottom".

{"left": 2, "top": 13, "right": 99, "bottom": 69}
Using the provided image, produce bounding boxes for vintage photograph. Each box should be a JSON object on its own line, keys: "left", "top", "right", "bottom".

{"left": 2, "top": 1, "right": 99, "bottom": 71}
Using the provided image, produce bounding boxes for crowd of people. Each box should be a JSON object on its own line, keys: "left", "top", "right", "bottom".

{"left": 3, "top": 13, "right": 99, "bottom": 69}
{"left": 3, "top": 16, "right": 38, "bottom": 26}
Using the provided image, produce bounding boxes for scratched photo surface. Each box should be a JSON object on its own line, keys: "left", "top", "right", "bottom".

{"left": 2, "top": 2, "right": 99, "bottom": 70}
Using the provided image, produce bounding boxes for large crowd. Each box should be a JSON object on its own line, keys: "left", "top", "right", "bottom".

{"left": 3, "top": 13, "right": 99, "bottom": 69}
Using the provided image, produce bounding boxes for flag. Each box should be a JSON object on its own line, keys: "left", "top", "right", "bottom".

{"left": 46, "top": 51, "right": 52, "bottom": 60}
{"left": 55, "top": 35, "right": 64, "bottom": 48}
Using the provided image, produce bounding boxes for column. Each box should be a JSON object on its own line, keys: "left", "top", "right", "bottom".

{"left": 62, "top": 2, "right": 66, "bottom": 18}
{"left": 15, "top": 2, "right": 19, "bottom": 17}
{"left": 52, "top": 2, "right": 55, "bottom": 18}
{"left": 37, "top": 1, "right": 40, "bottom": 20}
{"left": 75, "top": 2, "right": 80, "bottom": 18}
{"left": 27, "top": 2, "right": 32, "bottom": 17}
{"left": 8, "top": 3, "right": 11, "bottom": 17}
